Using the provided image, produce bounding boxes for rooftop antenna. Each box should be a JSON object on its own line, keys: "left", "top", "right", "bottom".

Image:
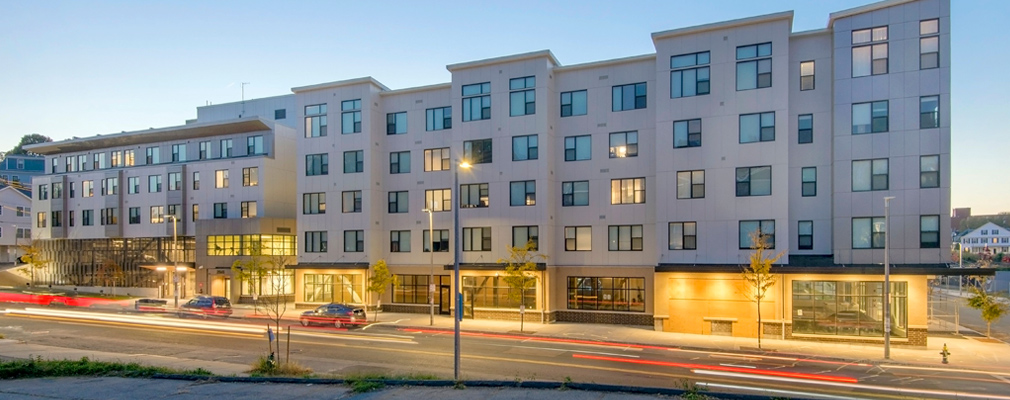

{"left": 241, "top": 82, "right": 251, "bottom": 116}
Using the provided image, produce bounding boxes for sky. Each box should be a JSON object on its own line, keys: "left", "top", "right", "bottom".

{"left": 1, "top": 0, "right": 1006, "bottom": 214}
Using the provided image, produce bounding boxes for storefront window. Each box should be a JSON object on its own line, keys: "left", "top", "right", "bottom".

{"left": 567, "top": 277, "right": 645, "bottom": 312}
{"left": 394, "top": 275, "right": 430, "bottom": 304}
{"left": 792, "top": 280, "right": 906, "bottom": 337}
{"left": 462, "top": 276, "right": 535, "bottom": 309}
{"left": 208, "top": 234, "right": 296, "bottom": 256}
{"left": 240, "top": 270, "right": 294, "bottom": 296}
{"left": 303, "top": 273, "right": 362, "bottom": 304}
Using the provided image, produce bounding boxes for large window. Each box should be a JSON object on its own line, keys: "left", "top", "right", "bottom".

{"left": 463, "top": 139, "right": 492, "bottom": 164}
{"left": 669, "top": 222, "right": 697, "bottom": 250}
{"left": 215, "top": 170, "right": 228, "bottom": 189}
{"left": 426, "top": 106, "right": 451, "bottom": 131}
{"left": 510, "top": 180, "right": 535, "bottom": 206}
{"left": 462, "top": 227, "right": 491, "bottom": 251}
{"left": 128, "top": 207, "right": 140, "bottom": 224}
{"left": 305, "top": 231, "right": 328, "bottom": 253}
{"left": 852, "top": 101, "right": 888, "bottom": 134}
{"left": 801, "top": 167, "right": 817, "bottom": 197}
{"left": 798, "top": 114, "right": 813, "bottom": 144}
{"left": 612, "top": 82, "right": 646, "bottom": 111}
{"left": 342, "top": 190, "right": 362, "bottom": 213}
{"left": 242, "top": 167, "right": 258, "bottom": 187}
{"left": 83, "top": 180, "right": 94, "bottom": 197}
{"left": 920, "top": 19, "right": 939, "bottom": 69}
{"left": 198, "top": 141, "right": 210, "bottom": 160}
{"left": 560, "top": 90, "right": 587, "bottom": 117}
{"left": 513, "top": 226, "right": 539, "bottom": 250}
{"left": 423, "top": 229, "right": 449, "bottom": 252}
{"left": 424, "top": 148, "right": 450, "bottom": 172}
{"left": 241, "top": 201, "right": 257, "bottom": 218}
{"left": 393, "top": 275, "right": 429, "bottom": 304}
{"left": 852, "top": 26, "right": 888, "bottom": 77}
{"left": 344, "top": 230, "right": 364, "bottom": 252}
{"left": 146, "top": 146, "right": 160, "bottom": 165}
{"left": 220, "top": 139, "right": 233, "bottom": 158}
{"left": 425, "top": 189, "right": 451, "bottom": 212}
{"left": 739, "top": 112, "right": 775, "bottom": 143}
{"left": 150, "top": 206, "right": 164, "bottom": 224}
{"left": 464, "top": 276, "right": 534, "bottom": 309}
{"left": 509, "top": 76, "right": 535, "bottom": 116}
{"left": 567, "top": 277, "right": 645, "bottom": 312}
{"left": 100, "top": 208, "right": 118, "bottom": 225}
{"left": 920, "top": 155, "right": 939, "bottom": 188}
{"left": 306, "top": 153, "right": 328, "bottom": 176}
{"left": 798, "top": 220, "right": 813, "bottom": 250}
{"left": 304, "top": 273, "right": 361, "bottom": 303}
{"left": 739, "top": 220, "right": 775, "bottom": 249}
{"left": 674, "top": 119, "right": 701, "bottom": 148}
{"left": 390, "top": 231, "right": 411, "bottom": 252}
{"left": 677, "top": 170, "right": 705, "bottom": 199}
{"left": 800, "top": 60, "right": 815, "bottom": 91}
{"left": 564, "top": 135, "right": 591, "bottom": 161}
{"left": 562, "top": 181, "right": 589, "bottom": 207}
{"left": 920, "top": 96, "right": 939, "bottom": 129}
{"left": 247, "top": 135, "right": 263, "bottom": 155}
{"left": 341, "top": 99, "right": 361, "bottom": 134}
{"left": 147, "top": 175, "right": 160, "bottom": 193}
{"left": 735, "top": 166, "right": 771, "bottom": 197}
{"left": 213, "top": 203, "right": 227, "bottom": 219}
{"left": 303, "top": 192, "right": 326, "bottom": 214}
{"left": 388, "top": 191, "right": 408, "bottom": 213}
{"left": 344, "top": 150, "right": 364, "bottom": 173}
{"left": 736, "top": 42, "right": 772, "bottom": 90}
{"left": 512, "top": 134, "right": 538, "bottom": 161}
{"left": 565, "top": 226, "right": 592, "bottom": 251}
{"left": 611, "top": 178, "right": 645, "bottom": 205}
{"left": 852, "top": 159, "right": 888, "bottom": 192}
{"left": 792, "top": 280, "right": 907, "bottom": 338}
{"left": 305, "top": 104, "right": 328, "bottom": 138}
{"left": 852, "top": 217, "right": 885, "bottom": 249}
{"left": 609, "top": 131, "right": 638, "bottom": 158}
{"left": 390, "top": 151, "right": 410, "bottom": 174}
{"left": 671, "top": 51, "right": 710, "bottom": 98}
{"left": 608, "top": 225, "right": 643, "bottom": 251}
{"left": 462, "top": 82, "right": 491, "bottom": 121}
{"left": 387, "top": 111, "right": 407, "bottom": 135}
{"left": 168, "top": 172, "right": 181, "bottom": 191}
{"left": 460, "top": 183, "right": 488, "bottom": 208}
{"left": 920, "top": 215, "right": 940, "bottom": 248}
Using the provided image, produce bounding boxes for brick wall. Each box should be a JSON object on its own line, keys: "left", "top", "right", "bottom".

{"left": 786, "top": 327, "right": 927, "bottom": 347}
{"left": 473, "top": 309, "right": 545, "bottom": 323}
{"left": 554, "top": 310, "right": 653, "bottom": 326}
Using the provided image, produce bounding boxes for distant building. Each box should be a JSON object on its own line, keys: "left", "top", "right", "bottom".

{"left": 0, "top": 186, "right": 32, "bottom": 264}
{"left": 0, "top": 154, "right": 45, "bottom": 195}
{"left": 957, "top": 222, "right": 1010, "bottom": 255}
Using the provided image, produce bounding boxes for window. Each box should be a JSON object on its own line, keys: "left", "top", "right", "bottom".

{"left": 247, "top": 135, "right": 263, "bottom": 155}
{"left": 612, "top": 82, "right": 646, "bottom": 111}
{"left": 459, "top": 183, "right": 488, "bottom": 208}
{"left": 390, "top": 231, "right": 411, "bottom": 252}
{"left": 739, "top": 112, "right": 775, "bottom": 143}
{"left": 168, "top": 172, "right": 181, "bottom": 191}
{"left": 512, "top": 135, "right": 538, "bottom": 161}
{"left": 608, "top": 225, "right": 643, "bottom": 251}
{"left": 509, "top": 76, "right": 536, "bottom": 116}
{"left": 387, "top": 112, "right": 407, "bottom": 135}
{"left": 388, "top": 191, "right": 408, "bottom": 213}
{"left": 99, "top": 177, "right": 117, "bottom": 196}
{"left": 611, "top": 178, "right": 645, "bottom": 204}
{"left": 560, "top": 90, "right": 587, "bottom": 117}
{"left": 77, "top": 154, "right": 87, "bottom": 171}
{"left": 241, "top": 201, "right": 257, "bottom": 218}
{"left": 669, "top": 222, "right": 697, "bottom": 250}
{"left": 609, "top": 131, "right": 638, "bottom": 158}
{"left": 852, "top": 159, "right": 888, "bottom": 192}
{"left": 192, "top": 172, "right": 200, "bottom": 190}
{"left": 100, "top": 207, "right": 118, "bottom": 226}
{"left": 510, "top": 180, "right": 535, "bottom": 206}
{"left": 220, "top": 139, "right": 233, "bottom": 158}
{"left": 801, "top": 167, "right": 817, "bottom": 197}
{"left": 303, "top": 193, "right": 326, "bottom": 214}
{"left": 736, "top": 166, "right": 771, "bottom": 196}
{"left": 852, "top": 217, "right": 885, "bottom": 249}
{"left": 462, "top": 227, "right": 492, "bottom": 251}
{"left": 792, "top": 280, "right": 907, "bottom": 338}
{"left": 192, "top": 204, "right": 199, "bottom": 221}
{"left": 168, "top": 204, "right": 180, "bottom": 220}
{"left": 562, "top": 181, "right": 589, "bottom": 207}
{"left": 462, "top": 82, "right": 491, "bottom": 121}
{"left": 565, "top": 226, "right": 592, "bottom": 251}
{"left": 51, "top": 211, "right": 62, "bottom": 228}
{"left": 800, "top": 60, "right": 815, "bottom": 90}
{"left": 425, "top": 189, "right": 451, "bottom": 212}
{"left": 798, "top": 221, "right": 813, "bottom": 250}
{"left": 341, "top": 99, "right": 362, "bottom": 134}
{"left": 82, "top": 209, "right": 93, "bottom": 226}
{"left": 852, "top": 101, "right": 888, "bottom": 134}
{"left": 740, "top": 220, "right": 775, "bottom": 249}
{"left": 305, "top": 231, "right": 328, "bottom": 253}
{"left": 146, "top": 147, "right": 160, "bottom": 165}
{"left": 343, "top": 150, "right": 364, "bottom": 173}
{"left": 305, "top": 104, "right": 328, "bottom": 137}
{"left": 83, "top": 180, "right": 94, "bottom": 197}
{"left": 199, "top": 141, "right": 210, "bottom": 160}
{"left": 341, "top": 191, "right": 362, "bottom": 213}
{"left": 852, "top": 26, "right": 888, "bottom": 77}
{"left": 131, "top": 207, "right": 142, "bottom": 224}
{"left": 920, "top": 19, "right": 939, "bottom": 69}
{"left": 213, "top": 203, "right": 228, "bottom": 219}
{"left": 564, "top": 135, "right": 591, "bottom": 161}
{"left": 36, "top": 212, "right": 46, "bottom": 228}
{"left": 798, "top": 114, "right": 813, "bottom": 144}
{"left": 464, "top": 276, "right": 534, "bottom": 309}
{"left": 150, "top": 206, "right": 164, "bottom": 224}
{"left": 920, "top": 155, "right": 940, "bottom": 188}
{"left": 171, "top": 144, "right": 186, "bottom": 162}
{"left": 920, "top": 215, "right": 940, "bottom": 248}
{"left": 671, "top": 51, "right": 710, "bottom": 98}
{"left": 306, "top": 153, "right": 329, "bottom": 176}
{"left": 242, "top": 167, "right": 258, "bottom": 187}
{"left": 389, "top": 151, "right": 410, "bottom": 174}
{"left": 111, "top": 151, "right": 123, "bottom": 167}
{"left": 93, "top": 152, "right": 107, "bottom": 169}
{"left": 426, "top": 106, "right": 452, "bottom": 131}
{"left": 423, "top": 148, "right": 450, "bottom": 172}
{"left": 274, "top": 109, "right": 286, "bottom": 120}
{"left": 393, "top": 275, "right": 432, "bottom": 304}
{"left": 37, "top": 184, "right": 48, "bottom": 200}
{"left": 423, "top": 229, "right": 449, "bottom": 252}
{"left": 344, "top": 230, "right": 364, "bottom": 252}
{"left": 513, "top": 226, "right": 539, "bottom": 250}
{"left": 567, "top": 277, "right": 645, "bottom": 312}
{"left": 736, "top": 42, "right": 772, "bottom": 90}
{"left": 673, "top": 119, "right": 701, "bottom": 148}
{"left": 52, "top": 182, "right": 62, "bottom": 199}
{"left": 676, "top": 170, "right": 705, "bottom": 199}
{"left": 215, "top": 170, "right": 229, "bottom": 188}
{"left": 463, "top": 139, "right": 492, "bottom": 164}
{"left": 920, "top": 96, "right": 939, "bottom": 129}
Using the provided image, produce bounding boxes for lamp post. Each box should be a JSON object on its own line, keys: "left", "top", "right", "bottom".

{"left": 424, "top": 204, "right": 434, "bottom": 326}
{"left": 453, "top": 160, "right": 471, "bottom": 381}
{"left": 168, "top": 215, "right": 180, "bottom": 308}
{"left": 883, "top": 196, "right": 895, "bottom": 360}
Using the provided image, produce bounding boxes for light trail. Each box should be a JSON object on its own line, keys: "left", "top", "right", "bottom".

{"left": 572, "top": 353, "right": 858, "bottom": 383}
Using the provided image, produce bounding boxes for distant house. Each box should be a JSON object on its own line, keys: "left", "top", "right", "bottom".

{"left": 0, "top": 154, "right": 45, "bottom": 196}
{"left": 0, "top": 185, "right": 32, "bottom": 263}
{"left": 957, "top": 222, "right": 1010, "bottom": 255}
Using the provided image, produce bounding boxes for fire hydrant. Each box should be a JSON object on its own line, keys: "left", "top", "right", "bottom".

{"left": 940, "top": 343, "right": 950, "bottom": 364}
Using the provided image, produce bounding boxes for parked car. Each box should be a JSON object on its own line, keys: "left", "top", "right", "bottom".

{"left": 178, "top": 296, "right": 233, "bottom": 319}
{"left": 299, "top": 303, "right": 366, "bottom": 328}
{"left": 135, "top": 298, "right": 169, "bottom": 312}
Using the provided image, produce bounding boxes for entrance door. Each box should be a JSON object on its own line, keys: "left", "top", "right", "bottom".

{"left": 439, "top": 285, "right": 451, "bottom": 315}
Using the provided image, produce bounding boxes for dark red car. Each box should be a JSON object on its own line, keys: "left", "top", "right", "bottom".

{"left": 177, "top": 296, "right": 233, "bottom": 319}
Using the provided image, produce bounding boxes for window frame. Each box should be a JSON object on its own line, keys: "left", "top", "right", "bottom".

{"left": 736, "top": 42, "right": 772, "bottom": 91}
{"left": 610, "top": 177, "right": 646, "bottom": 205}
{"left": 388, "top": 191, "right": 409, "bottom": 213}
{"left": 342, "top": 190, "right": 362, "bottom": 213}
{"left": 920, "top": 155, "right": 940, "bottom": 189}
{"left": 851, "top": 26, "right": 888, "bottom": 77}
{"left": 390, "top": 230, "right": 411, "bottom": 253}
{"left": 343, "top": 150, "right": 364, "bottom": 173}
{"left": 509, "top": 180, "right": 536, "bottom": 206}
{"left": 851, "top": 158, "right": 889, "bottom": 192}
{"left": 302, "top": 192, "right": 326, "bottom": 215}
{"left": 305, "top": 104, "right": 328, "bottom": 138}
{"left": 739, "top": 220, "right": 776, "bottom": 249}
{"left": 612, "top": 82, "right": 647, "bottom": 112}
{"left": 920, "top": 95, "right": 939, "bottom": 129}
{"left": 560, "top": 90, "right": 587, "bottom": 117}
{"left": 564, "top": 226, "right": 592, "bottom": 251}
{"left": 800, "top": 60, "right": 815, "bottom": 91}
{"left": 673, "top": 119, "right": 702, "bottom": 148}
{"left": 798, "top": 114, "right": 813, "bottom": 144}
{"left": 564, "top": 135, "right": 591, "bottom": 161}
{"left": 512, "top": 225, "right": 539, "bottom": 250}
{"left": 920, "top": 19, "right": 939, "bottom": 70}
{"left": 801, "top": 167, "right": 817, "bottom": 197}
{"left": 386, "top": 111, "right": 407, "bottom": 135}
{"left": 462, "top": 82, "right": 491, "bottom": 122}
{"left": 463, "top": 139, "right": 492, "bottom": 164}
{"left": 735, "top": 166, "right": 772, "bottom": 197}
{"left": 509, "top": 76, "right": 535, "bottom": 117}
{"left": 462, "top": 226, "right": 492, "bottom": 252}
{"left": 389, "top": 151, "right": 410, "bottom": 174}
{"left": 852, "top": 100, "right": 889, "bottom": 134}
{"left": 739, "top": 112, "right": 775, "bottom": 143}
{"left": 608, "top": 225, "right": 643, "bottom": 251}
{"left": 459, "top": 183, "right": 489, "bottom": 208}
{"left": 609, "top": 131, "right": 638, "bottom": 158}
{"left": 920, "top": 215, "right": 940, "bottom": 248}
{"left": 798, "top": 220, "right": 813, "bottom": 250}
{"left": 343, "top": 230, "right": 364, "bottom": 252}
{"left": 423, "top": 148, "right": 450, "bottom": 172}
{"left": 852, "top": 216, "right": 886, "bottom": 249}
{"left": 670, "top": 51, "right": 711, "bottom": 98}
{"left": 676, "top": 170, "right": 705, "bottom": 199}
{"left": 424, "top": 189, "right": 451, "bottom": 212}
{"left": 425, "top": 106, "right": 452, "bottom": 131}
{"left": 511, "top": 134, "right": 538, "bottom": 161}
{"left": 669, "top": 222, "right": 697, "bottom": 250}
{"left": 341, "top": 99, "right": 362, "bottom": 134}
{"left": 562, "top": 180, "right": 589, "bottom": 207}
{"left": 306, "top": 153, "right": 329, "bottom": 176}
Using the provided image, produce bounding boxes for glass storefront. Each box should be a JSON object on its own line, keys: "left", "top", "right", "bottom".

{"left": 462, "top": 276, "right": 535, "bottom": 309}
{"left": 393, "top": 274, "right": 431, "bottom": 304}
{"left": 567, "top": 277, "right": 646, "bottom": 312}
{"left": 207, "top": 234, "right": 296, "bottom": 256}
{"left": 303, "top": 273, "right": 362, "bottom": 304}
{"left": 792, "top": 280, "right": 907, "bottom": 338}
{"left": 241, "top": 270, "right": 294, "bottom": 296}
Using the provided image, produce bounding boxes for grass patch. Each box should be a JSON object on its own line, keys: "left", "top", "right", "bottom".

{"left": 0, "top": 356, "right": 213, "bottom": 379}
{"left": 341, "top": 372, "right": 440, "bottom": 381}
{"left": 248, "top": 356, "right": 313, "bottom": 377}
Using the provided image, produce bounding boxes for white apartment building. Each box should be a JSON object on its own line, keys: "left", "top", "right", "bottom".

{"left": 0, "top": 186, "right": 32, "bottom": 264}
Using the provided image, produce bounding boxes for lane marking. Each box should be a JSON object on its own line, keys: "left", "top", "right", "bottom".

{"left": 572, "top": 354, "right": 858, "bottom": 383}
{"left": 703, "top": 382, "right": 868, "bottom": 400}
{"left": 485, "top": 343, "right": 640, "bottom": 358}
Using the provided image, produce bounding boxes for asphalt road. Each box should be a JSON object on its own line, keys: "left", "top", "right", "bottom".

{"left": 3, "top": 306, "right": 1010, "bottom": 399}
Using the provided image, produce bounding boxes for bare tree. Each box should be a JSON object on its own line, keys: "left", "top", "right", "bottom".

{"left": 741, "top": 231, "right": 783, "bottom": 349}
{"left": 498, "top": 240, "right": 547, "bottom": 332}
{"left": 231, "top": 242, "right": 294, "bottom": 359}
{"left": 366, "top": 259, "right": 397, "bottom": 322}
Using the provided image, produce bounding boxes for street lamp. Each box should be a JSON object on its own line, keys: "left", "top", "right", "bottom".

{"left": 453, "top": 159, "right": 471, "bottom": 381}
{"left": 883, "top": 196, "right": 895, "bottom": 360}
{"left": 168, "top": 215, "right": 180, "bottom": 308}
{"left": 423, "top": 203, "right": 434, "bottom": 326}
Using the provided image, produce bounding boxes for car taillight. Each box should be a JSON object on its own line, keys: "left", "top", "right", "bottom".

{"left": 346, "top": 311, "right": 353, "bottom": 315}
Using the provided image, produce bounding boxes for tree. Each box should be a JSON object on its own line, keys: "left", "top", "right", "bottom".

{"left": 966, "top": 286, "right": 1009, "bottom": 338}
{"left": 498, "top": 240, "right": 547, "bottom": 332}
{"left": 8, "top": 134, "right": 53, "bottom": 156}
{"left": 232, "top": 242, "right": 294, "bottom": 360}
{"left": 366, "top": 259, "right": 397, "bottom": 322}
{"left": 741, "top": 231, "right": 783, "bottom": 349}
{"left": 18, "top": 237, "right": 51, "bottom": 288}
{"left": 95, "top": 258, "right": 125, "bottom": 296}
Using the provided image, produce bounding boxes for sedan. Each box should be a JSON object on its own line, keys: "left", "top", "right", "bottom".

{"left": 300, "top": 303, "right": 367, "bottom": 328}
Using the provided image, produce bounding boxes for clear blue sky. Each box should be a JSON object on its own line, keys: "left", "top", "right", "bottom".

{"left": 1, "top": 0, "right": 1004, "bottom": 213}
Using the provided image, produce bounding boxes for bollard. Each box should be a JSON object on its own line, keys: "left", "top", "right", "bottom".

{"left": 940, "top": 343, "right": 950, "bottom": 364}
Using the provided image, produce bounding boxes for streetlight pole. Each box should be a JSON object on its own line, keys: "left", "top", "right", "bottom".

{"left": 453, "top": 160, "right": 471, "bottom": 381}
{"left": 424, "top": 204, "right": 434, "bottom": 326}
{"left": 883, "top": 196, "right": 895, "bottom": 360}
{"left": 169, "top": 215, "right": 180, "bottom": 308}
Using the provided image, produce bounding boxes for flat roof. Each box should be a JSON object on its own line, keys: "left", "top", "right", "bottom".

{"left": 652, "top": 11, "right": 793, "bottom": 42}
{"left": 554, "top": 53, "right": 656, "bottom": 73}
{"left": 446, "top": 49, "right": 560, "bottom": 72}
{"left": 828, "top": 0, "right": 917, "bottom": 28}
{"left": 290, "top": 76, "right": 390, "bottom": 94}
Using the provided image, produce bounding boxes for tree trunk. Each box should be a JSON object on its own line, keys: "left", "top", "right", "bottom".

{"left": 756, "top": 299, "right": 762, "bottom": 349}
{"left": 988, "top": 321, "right": 992, "bottom": 339}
